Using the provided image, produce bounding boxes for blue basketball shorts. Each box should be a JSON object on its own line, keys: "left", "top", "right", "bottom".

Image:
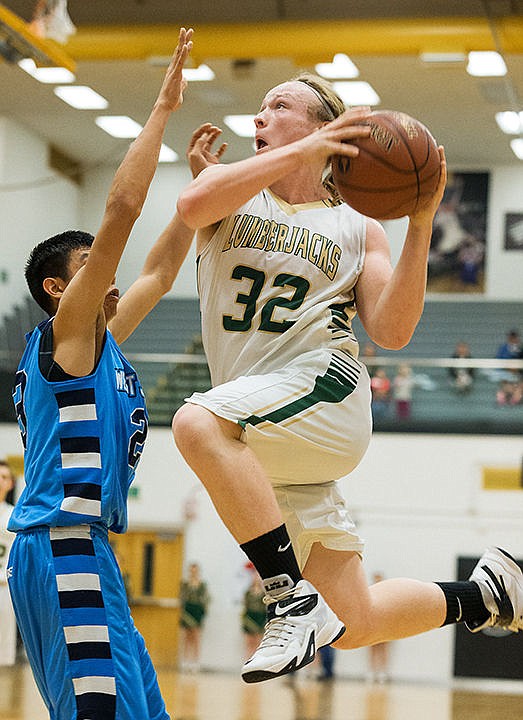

{"left": 7, "top": 524, "right": 169, "bottom": 720}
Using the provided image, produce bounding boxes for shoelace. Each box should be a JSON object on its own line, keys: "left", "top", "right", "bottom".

{"left": 258, "top": 618, "right": 299, "bottom": 648}
{"left": 257, "top": 591, "right": 306, "bottom": 649}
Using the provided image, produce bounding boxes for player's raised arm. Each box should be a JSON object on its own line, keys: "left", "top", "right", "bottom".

{"left": 177, "top": 106, "right": 372, "bottom": 230}
{"left": 355, "top": 147, "right": 447, "bottom": 350}
{"left": 52, "top": 28, "right": 192, "bottom": 372}
{"left": 109, "top": 123, "right": 229, "bottom": 344}
{"left": 108, "top": 213, "right": 194, "bottom": 345}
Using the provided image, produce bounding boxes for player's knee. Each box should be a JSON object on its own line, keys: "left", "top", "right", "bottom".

{"left": 172, "top": 403, "right": 213, "bottom": 457}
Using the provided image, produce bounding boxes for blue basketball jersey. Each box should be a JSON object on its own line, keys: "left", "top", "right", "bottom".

{"left": 9, "top": 319, "right": 148, "bottom": 533}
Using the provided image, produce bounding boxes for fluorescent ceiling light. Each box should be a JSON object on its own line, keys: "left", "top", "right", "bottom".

{"left": 466, "top": 51, "right": 507, "bottom": 77}
{"left": 315, "top": 54, "right": 359, "bottom": 79}
{"left": 332, "top": 81, "right": 381, "bottom": 106}
{"left": 510, "top": 138, "right": 523, "bottom": 160}
{"left": 223, "top": 115, "right": 256, "bottom": 137}
{"left": 419, "top": 52, "right": 466, "bottom": 63}
{"left": 183, "top": 64, "right": 215, "bottom": 81}
{"left": 159, "top": 144, "right": 179, "bottom": 163}
{"left": 148, "top": 58, "right": 215, "bottom": 81}
{"left": 18, "top": 58, "right": 75, "bottom": 83}
{"left": 95, "top": 116, "right": 143, "bottom": 138}
{"left": 54, "top": 86, "right": 108, "bottom": 110}
{"left": 495, "top": 111, "right": 523, "bottom": 135}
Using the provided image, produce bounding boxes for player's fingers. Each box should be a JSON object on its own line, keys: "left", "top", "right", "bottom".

{"left": 334, "top": 143, "right": 362, "bottom": 158}
{"left": 215, "top": 142, "right": 228, "bottom": 160}
{"left": 435, "top": 146, "right": 448, "bottom": 198}
{"left": 187, "top": 123, "right": 214, "bottom": 148}
{"left": 332, "top": 125, "right": 372, "bottom": 145}
{"left": 333, "top": 106, "right": 372, "bottom": 126}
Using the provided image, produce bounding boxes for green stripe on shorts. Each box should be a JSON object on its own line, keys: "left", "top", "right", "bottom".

{"left": 239, "top": 357, "right": 358, "bottom": 429}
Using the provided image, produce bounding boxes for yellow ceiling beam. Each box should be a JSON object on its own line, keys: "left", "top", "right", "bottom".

{"left": 0, "top": 3, "right": 76, "bottom": 71}
{"left": 64, "top": 17, "right": 523, "bottom": 64}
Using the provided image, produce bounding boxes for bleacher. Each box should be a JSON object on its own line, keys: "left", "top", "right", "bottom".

{"left": 0, "top": 296, "right": 521, "bottom": 432}
{"left": 0, "top": 295, "right": 46, "bottom": 372}
{"left": 352, "top": 299, "right": 523, "bottom": 359}
{"left": 353, "top": 300, "right": 523, "bottom": 434}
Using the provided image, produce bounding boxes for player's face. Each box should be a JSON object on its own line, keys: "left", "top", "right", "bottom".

{"left": 65, "top": 247, "right": 120, "bottom": 320}
{"left": 254, "top": 81, "right": 323, "bottom": 154}
{"left": 0, "top": 466, "right": 14, "bottom": 501}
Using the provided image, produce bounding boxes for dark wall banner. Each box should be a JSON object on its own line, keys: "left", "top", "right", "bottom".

{"left": 454, "top": 555, "right": 523, "bottom": 680}
{"left": 428, "top": 172, "right": 489, "bottom": 294}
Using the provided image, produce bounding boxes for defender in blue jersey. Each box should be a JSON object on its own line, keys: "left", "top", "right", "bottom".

{"left": 7, "top": 28, "right": 194, "bottom": 720}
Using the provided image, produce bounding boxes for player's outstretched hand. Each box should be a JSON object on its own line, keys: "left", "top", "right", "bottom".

{"left": 157, "top": 27, "right": 194, "bottom": 113}
{"left": 409, "top": 145, "right": 447, "bottom": 224}
{"left": 187, "top": 122, "right": 228, "bottom": 178}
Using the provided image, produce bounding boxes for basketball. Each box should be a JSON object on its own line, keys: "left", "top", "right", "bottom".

{"left": 332, "top": 110, "right": 441, "bottom": 220}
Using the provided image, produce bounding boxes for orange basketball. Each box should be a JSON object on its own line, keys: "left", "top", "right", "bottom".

{"left": 332, "top": 110, "right": 441, "bottom": 220}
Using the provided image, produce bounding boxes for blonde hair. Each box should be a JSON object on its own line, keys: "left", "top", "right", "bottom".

{"left": 293, "top": 72, "right": 345, "bottom": 121}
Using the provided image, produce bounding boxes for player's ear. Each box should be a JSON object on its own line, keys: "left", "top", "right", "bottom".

{"left": 42, "top": 276, "right": 66, "bottom": 303}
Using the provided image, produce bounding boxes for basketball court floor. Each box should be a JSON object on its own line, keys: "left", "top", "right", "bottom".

{"left": 1, "top": 662, "right": 523, "bottom": 720}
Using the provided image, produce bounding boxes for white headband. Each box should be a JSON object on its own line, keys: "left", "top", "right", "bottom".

{"left": 297, "top": 79, "right": 338, "bottom": 120}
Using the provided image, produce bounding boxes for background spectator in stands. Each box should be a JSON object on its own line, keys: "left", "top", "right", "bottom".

{"left": 494, "top": 329, "right": 522, "bottom": 384}
{"left": 180, "top": 562, "right": 210, "bottom": 672}
{"left": 392, "top": 363, "right": 415, "bottom": 420}
{"left": 496, "top": 379, "right": 523, "bottom": 407}
{"left": 370, "top": 368, "right": 391, "bottom": 419}
{"left": 496, "top": 330, "right": 522, "bottom": 360}
{"left": 448, "top": 341, "right": 475, "bottom": 393}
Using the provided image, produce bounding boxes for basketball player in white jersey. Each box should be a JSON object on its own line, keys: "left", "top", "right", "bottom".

{"left": 0, "top": 460, "right": 16, "bottom": 666}
{"left": 173, "top": 78, "right": 523, "bottom": 683}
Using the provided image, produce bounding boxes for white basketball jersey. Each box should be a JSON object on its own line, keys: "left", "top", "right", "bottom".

{"left": 197, "top": 189, "right": 367, "bottom": 385}
{"left": 0, "top": 501, "right": 14, "bottom": 581}
{"left": 0, "top": 500, "right": 16, "bottom": 666}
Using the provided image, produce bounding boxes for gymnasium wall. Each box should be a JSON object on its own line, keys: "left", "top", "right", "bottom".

{"left": 1, "top": 115, "right": 523, "bottom": 319}
{"left": 1, "top": 118, "right": 523, "bottom": 683}
{"left": 0, "top": 118, "right": 78, "bottom": 314}
{"left": 1, "top": 420, "right": 521, "bottom": 682}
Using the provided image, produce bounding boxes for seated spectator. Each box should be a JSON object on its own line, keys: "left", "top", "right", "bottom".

{"left": 392, "top": 364, "right": 415, "bottom": 420}
{"left": 494, "top": 330, "right": 522, "bottom": 383}
{"left": 496, "top": 330, "right": 522, "bottom": 360}
{"left": 449, "top": 341, "right": 475, "bottom": 393}
{"left": 370, "top": 368, "right": 391, "bottom": 419}
{"left": 496, "top": 378, "right": 522, "bottom": 406}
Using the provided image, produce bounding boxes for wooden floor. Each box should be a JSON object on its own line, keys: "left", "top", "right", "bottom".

{"left": 1, "top": 662, "right": 523, "bottom": 720}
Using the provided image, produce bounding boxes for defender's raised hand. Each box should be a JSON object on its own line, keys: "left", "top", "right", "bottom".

{"left": 187, "top": 123, "right": 228, "bottom": 178}
{"left": 156, "top": 27, "right": 194, "bottom": 112}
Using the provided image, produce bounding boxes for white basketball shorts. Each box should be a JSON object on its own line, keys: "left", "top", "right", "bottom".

{"left": 186, "top": 347, "right": 372, "bottom": 567}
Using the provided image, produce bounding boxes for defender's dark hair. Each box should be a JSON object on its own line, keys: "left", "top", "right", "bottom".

{"left": 25, "top": 230, "right": 94, "bottom": 315}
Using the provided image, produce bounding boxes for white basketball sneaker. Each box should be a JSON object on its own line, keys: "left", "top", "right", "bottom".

{"left": 241, "top": 578, "right": 345, "bottom": 683}
{"left": 467, "top": 547, "right": 523, "bottom": 633}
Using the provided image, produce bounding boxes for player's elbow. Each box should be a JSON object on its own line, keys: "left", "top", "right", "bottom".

{"left": 373, "top": 328, "right": 414, "bottom": 351}
{"left": 385, "top": 336, "right": 412, "bottom": 351}
{"left": 105, "top": 189, "right": 143, "bottom": 224}
{"left": 177, "top": 188, "right": 208, "bottom": 229}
